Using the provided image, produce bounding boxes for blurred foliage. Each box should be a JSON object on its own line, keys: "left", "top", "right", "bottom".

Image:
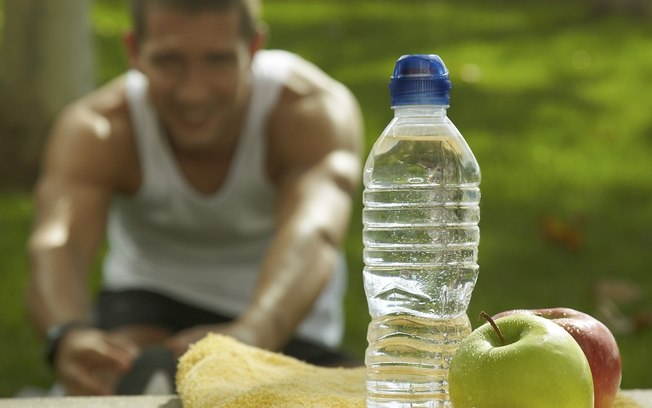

{"left": 1, "top": 0, "right": 652, "bottom": 397}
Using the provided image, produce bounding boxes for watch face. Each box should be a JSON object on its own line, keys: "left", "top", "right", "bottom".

{"left": 47, "top": 324, "right": 64, "bottom": 340}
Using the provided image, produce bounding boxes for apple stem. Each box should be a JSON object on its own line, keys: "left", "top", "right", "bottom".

{"left": 480, "top": 311, "right": 506, "bottom": 346}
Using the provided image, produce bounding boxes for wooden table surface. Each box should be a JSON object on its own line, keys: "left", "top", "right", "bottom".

{"left": 1, "top": 390, "right": 652, "bottom": 408}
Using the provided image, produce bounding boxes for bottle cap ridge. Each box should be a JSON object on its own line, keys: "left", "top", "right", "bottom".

{"left": 389, "top": 54, "right": 451, "bottom": 107}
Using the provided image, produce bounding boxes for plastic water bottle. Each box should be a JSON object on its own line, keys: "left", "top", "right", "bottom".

{"left": 363, "top": 54, "right": 481, "bottom": 407}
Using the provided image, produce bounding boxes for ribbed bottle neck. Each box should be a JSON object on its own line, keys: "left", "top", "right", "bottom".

{"left": 392, "top": 105, "right": 448, "bottom": 118}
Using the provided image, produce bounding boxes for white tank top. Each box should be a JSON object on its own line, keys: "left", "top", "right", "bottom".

{"left": 103, "top": 50, "right": 345, "bottom": 347}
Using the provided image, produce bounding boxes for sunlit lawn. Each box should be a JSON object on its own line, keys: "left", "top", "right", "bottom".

{"left": 1, "top": 0, "right": 652, "bottom": 396}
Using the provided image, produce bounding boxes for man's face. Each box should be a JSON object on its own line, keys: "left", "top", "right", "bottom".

{"left": 130, "top": 5, "right": 257, "bottom": 152}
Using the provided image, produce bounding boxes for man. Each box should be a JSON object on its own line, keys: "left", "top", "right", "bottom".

{"left": 27, "top": 0, "right": 363, "bottom": 396}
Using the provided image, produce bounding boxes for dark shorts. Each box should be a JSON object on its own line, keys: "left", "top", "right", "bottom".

{"left": 95, "top": 289, "right": 360, "bottom": 367}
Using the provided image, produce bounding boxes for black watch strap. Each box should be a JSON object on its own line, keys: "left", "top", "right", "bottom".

{"left": 43, "top": 321, "right": 90, "bottom": 368}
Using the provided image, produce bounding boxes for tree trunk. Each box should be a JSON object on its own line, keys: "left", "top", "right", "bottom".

{"left": 1, "top": 0, "right": 94, "bottom": 191}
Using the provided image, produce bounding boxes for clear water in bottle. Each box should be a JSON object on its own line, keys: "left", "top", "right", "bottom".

{"left": 363, "top": 55, "right": 480, "bottom": 408}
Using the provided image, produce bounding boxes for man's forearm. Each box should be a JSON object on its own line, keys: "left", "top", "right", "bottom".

{"left": 237, "top": 150, "right": 358, "bottom": 351}
{"left": 239, "top": 224, "right": 340, "bottom": 350}
{"left": 27, "top": 246, "right": 92, "bottom": 337}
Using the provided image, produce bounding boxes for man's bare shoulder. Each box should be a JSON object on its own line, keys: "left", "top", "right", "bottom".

{"left": 72, "top": 75, "right": 132, "bottom": 142}
{"left": 275, "top": 55, "right": 355, "bottom": 113}
{"left": 43, "top": 74, "right": 140, "bottom": 192}
{"left": 267, "top": 55, "right": 363, "bottom": 181}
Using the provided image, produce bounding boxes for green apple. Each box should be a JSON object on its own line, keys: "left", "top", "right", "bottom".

{"left": 449, "top": 313, "right": 594, "bottom": 408}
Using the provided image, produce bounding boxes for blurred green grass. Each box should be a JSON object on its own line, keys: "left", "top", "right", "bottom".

{"left": 2, "top": 0, "right": 652, "bottom": 396}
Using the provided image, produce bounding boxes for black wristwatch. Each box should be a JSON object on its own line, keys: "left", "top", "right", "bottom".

{"left": 43, "top": 321, "right": 90, "bottom": 368}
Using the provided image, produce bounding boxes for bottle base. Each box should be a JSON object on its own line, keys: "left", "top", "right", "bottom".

{"left": 366, "top": 397, "right": 452, "bottom": 408}
{"left": 365, "top": 314, "right": 471, "bottom": 408}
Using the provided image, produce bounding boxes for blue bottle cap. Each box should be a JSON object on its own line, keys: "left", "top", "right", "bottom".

{"left": 389, "top": 54, "right": 451, "bottom": 107}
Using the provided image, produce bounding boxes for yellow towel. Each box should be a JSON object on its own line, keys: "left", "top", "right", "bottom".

{"left": 177, "top": 334, "right": 365, "bottom": 408}
{"left": 177, "top": 334, "right": 639, "bottom": 408}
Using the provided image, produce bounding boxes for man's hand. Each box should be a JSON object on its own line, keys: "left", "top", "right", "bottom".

{"left": 55, "top": 328, "right": 138, "bottom": 395}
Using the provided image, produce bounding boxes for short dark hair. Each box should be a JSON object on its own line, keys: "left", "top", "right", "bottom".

{"left": 130, "top": 0, "right": 261, "bottom": 42}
